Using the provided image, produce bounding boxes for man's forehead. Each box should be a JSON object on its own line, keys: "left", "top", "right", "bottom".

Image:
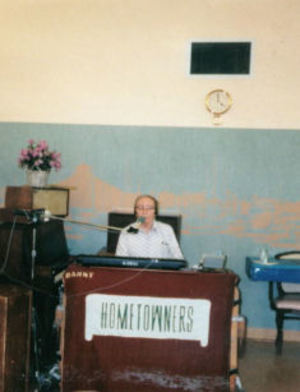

{"left": 137, "top": 197, "right": 155, "bottom": 205}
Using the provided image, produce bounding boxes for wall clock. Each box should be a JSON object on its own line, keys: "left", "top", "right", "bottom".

{"left": 205, "top": 89, "right": 232, "bottom": 125}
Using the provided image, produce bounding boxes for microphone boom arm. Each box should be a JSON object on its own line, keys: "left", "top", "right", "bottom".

{"left": 45, "top": 213, "right": 122, "bottom": 232}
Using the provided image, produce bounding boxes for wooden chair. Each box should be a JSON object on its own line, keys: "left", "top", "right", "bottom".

{"left": 269, "top": 251, "right": 300, "bottom": 354}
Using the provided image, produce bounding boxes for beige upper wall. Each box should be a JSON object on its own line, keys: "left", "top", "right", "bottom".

{"left": 0, "top": 0, "right": 299, "bottom": 129}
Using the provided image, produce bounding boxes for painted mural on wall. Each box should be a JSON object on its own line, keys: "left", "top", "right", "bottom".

{"left": 0, "top": 162, "right": 299, "bottom": 251}
{"left": 46, "top": 163, "right": 299, "bottom": 251}
{"left": 1, "top": 124, "right": 299, "bottom": 331}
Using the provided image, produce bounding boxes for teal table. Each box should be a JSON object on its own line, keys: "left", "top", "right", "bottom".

{"left": 246, "top": 256, "right": 300, "bottom": 283}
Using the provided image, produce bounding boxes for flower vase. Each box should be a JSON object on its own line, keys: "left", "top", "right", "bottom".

{"left": 26, "top": 170, "right": 49, "bottom": 187}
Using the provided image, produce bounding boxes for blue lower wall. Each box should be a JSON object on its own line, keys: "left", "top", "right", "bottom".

{"left": 1, "top": 122, "right": 300, "bottom": 331}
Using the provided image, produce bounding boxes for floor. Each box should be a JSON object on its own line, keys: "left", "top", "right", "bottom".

{"left": 32, "top": 339, "right": 300, "bottom": 391}
{"left": 238, "top": 339, "right": 300, "bottom": 392}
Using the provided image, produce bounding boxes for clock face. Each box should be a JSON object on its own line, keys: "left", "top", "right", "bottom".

{"left": 205, "top": 89, "right": 232, "bottom": 115}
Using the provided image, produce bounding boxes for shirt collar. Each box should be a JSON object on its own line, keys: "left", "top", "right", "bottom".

{"left": 152, "top": 220, "right": 159, "bottom": 231}
{"left": 140, "top": 219, "right": 158, "bottom": 233}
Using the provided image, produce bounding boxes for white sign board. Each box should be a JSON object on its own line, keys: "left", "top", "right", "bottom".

{"left": 85, "top": 294, "right": 211, "bottom": 347}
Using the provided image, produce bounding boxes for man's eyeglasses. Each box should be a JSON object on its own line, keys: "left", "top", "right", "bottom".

{"left": 135, "top": 206, "right": 155, "bottom": 211}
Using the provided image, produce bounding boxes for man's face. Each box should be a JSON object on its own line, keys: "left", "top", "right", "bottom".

{"left": 135, "top": 196, "right": 156, "bottom": 226}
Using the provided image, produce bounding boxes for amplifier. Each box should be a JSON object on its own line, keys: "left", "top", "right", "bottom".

{"left": 5, "top": 186, "right": 69, "bottom": 217}
{"left": 0, "top": 220, "right": 69, "bottom": 276}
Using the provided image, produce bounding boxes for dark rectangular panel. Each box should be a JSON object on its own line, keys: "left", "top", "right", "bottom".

{"left": 190, "top": 42, "right": 251, "bottom": 74}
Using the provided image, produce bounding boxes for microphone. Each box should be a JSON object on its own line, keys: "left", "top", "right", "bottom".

{"left": 127, "top": 217, "right": 145, "bottom": 234}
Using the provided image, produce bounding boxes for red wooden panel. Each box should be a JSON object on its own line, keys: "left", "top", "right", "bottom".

{"left": 61, "top": 264, "right": 236, "bottom": 392}
{"left": 0, "top": 285, "right": 32, "bottom": 392}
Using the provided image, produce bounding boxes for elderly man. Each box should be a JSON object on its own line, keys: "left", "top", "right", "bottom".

{"left": 116, "top": 194, "right": 184, "bottom": 259}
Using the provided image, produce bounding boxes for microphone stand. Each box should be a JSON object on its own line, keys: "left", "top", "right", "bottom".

{"left": 29, "top": 212, "right": 43, "bottom": 391}
{"left": 11, "top": 209, "right": 43, "bottom": 390}
{"left": 31, "top": 214, "right": 38, "bottom": 281}
{"left": 11, "top": 209, "right": 123, "bottom": 391}
{"left": 14, "top": 209, "right": 123, "bottom": 233}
